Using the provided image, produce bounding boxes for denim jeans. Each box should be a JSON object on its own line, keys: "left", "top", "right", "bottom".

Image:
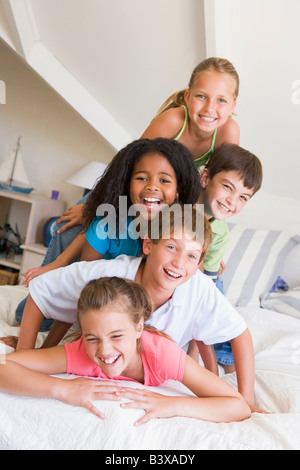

{"left": 213, "top": 275, "right": 234, "bottom": 365}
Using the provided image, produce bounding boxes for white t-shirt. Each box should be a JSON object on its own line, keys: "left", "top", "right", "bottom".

{"left": 29, "top": 255, "right": 247, "bottom": 348}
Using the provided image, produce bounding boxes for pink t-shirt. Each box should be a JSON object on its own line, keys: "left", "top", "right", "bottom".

{"left": 64, "top": 330, "right": 186, "bottom": 386}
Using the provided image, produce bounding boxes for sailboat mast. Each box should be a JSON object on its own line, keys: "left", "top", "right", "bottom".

{"left": 8, "top": 136, "right": 21, "bottom": 187}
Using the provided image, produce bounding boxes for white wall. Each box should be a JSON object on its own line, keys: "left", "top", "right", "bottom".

{"left": 0, "top": 0, "right": 206, "bottom": 206}
{"left": 0, "top": 40, "right": 115, "bottom": 207}
{"left": 29, "top": 0, "right": 206, "bottom": 138}
{"left": 210, "top": 0, "right": 300, "bottom": 201}
{"left": 0, "top": 0, "right": 299, "bottom": 233}
{"left": 231, "top": 190, "right": 300, "bottom": 235}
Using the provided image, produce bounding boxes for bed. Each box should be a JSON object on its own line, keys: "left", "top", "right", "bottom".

{"left": 0, "top": 222, "right": 299, "bottom": 450}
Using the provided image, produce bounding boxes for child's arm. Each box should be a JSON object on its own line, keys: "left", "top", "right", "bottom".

{"left": 41, "top": 320, "right": 73, "bottom": 349}
{"left": 118, "top": 355, "right": 250, "bottom": 425}
{"left": 187, "top": 340, "right": 219, "bottom": 375}
{"left": 230, "top": 328, "right": 264, "bottom": 413}
{"left": 196, "top": 341, "right": 219, "bottom": 375}
{"left": 0, "top": 348, "right": 121, "bottom": 418}
{"left": 80, "top": 240, "right": 105, "bottom": 261}
{"left": 141, "top": 107, "right": 185, "bottom": 139}
{"left": 23, "top": 233, "right": 86, "bottom": 287}
{"left": 217, "top": 116, "right": 240, "bottom": 145}
{"left": 218, "top": 260, "right": 226, "bottom": 276}
{"left": 16, "top": 295, "right": 73, "bottom": 351}
{"left": 16, "top": 295, "right": 46, "bottom": 351}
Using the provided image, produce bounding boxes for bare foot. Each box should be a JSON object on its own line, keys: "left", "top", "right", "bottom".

{"left": 0, "top": 336, "right": 18, "bottom": 349}
{"left": 223, "top": 364, "right": 236, "bottom": 374}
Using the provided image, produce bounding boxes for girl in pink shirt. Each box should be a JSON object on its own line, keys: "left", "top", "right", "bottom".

{"left": 0, "top": 277, "right": 250, "bottom": 425}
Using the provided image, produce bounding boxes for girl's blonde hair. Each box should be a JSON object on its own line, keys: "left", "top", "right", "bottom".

{"left": 71, "top": 277, "right": 172, "bottom": 344}
{"left": 156, "top": 57, "right": 239, "bottom": 117}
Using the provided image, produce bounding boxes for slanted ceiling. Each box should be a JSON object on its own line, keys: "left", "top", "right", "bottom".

{"left": 0, "top": 0, "right": 206, "bottom": 151}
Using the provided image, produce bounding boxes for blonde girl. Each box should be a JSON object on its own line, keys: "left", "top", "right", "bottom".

{"left": 142, "top": 57, "right": 240, "bottom": 167}
{"left": 0, "top": 277, "right": 250, "bottom": 425}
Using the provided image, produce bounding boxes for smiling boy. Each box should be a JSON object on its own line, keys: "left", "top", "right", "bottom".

{"left": 193, "top": 143, "right": 263, "bottom": 373}
{"left": 200, "top": 143, "right": 263, "bottom": 283}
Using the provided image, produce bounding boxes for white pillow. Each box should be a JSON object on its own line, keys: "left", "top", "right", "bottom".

{"left": 279, "top": 243, "right": 300, "bottom": 289}
{"left": 261, "top": 286, "right": 300, "bottom": 320}
{"left": 222, "top": 224, "right": 300, "bottom": 307}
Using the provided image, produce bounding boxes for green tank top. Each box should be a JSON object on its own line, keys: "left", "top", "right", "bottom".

{"left": 174, "top": 105, "right": 217, "bottom": 168}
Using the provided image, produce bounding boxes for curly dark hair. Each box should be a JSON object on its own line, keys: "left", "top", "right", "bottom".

{"left": 83, "top": 138, "right": 200, "bottom": 231}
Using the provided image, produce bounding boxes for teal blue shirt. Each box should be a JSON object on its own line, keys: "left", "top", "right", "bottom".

{"left": 85, "top": 216, "right": 142, "bottom": 259}
{"left": 204, "top": 219, "right": 229, "bottom": 280}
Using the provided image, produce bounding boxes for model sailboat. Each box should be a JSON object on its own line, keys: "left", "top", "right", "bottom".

{"left": 0, "top": 137, "right": 34, "bottom": 194}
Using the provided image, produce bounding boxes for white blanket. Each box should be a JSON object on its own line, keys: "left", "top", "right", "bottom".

{"left": 0, "top": 286, "right": 299, "bottom": 450}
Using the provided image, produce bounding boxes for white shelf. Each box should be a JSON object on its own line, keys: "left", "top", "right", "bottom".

{"left": 21, "top": 243, "right": 48, "bottom": 256}
{"left": 0, "top": 253, "right": 21, "bottom": 270}
{"left": 0, "top": 189, "right": 65, "bottom": 281}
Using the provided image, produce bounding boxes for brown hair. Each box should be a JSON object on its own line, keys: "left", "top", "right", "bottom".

{"left": 73, "top": 277, "right": 172, "bottom": 345}
{"left": 149, "top": 204, "right": 212, "bottom": 264}
{"left": 156, "top": 57, "right": 239, "bottom": 117}
{"left": 77, "top": 277, "right": 152, "bottom": 325}
{"left": 205, "top": 144, "right": 263, "bottom": 195}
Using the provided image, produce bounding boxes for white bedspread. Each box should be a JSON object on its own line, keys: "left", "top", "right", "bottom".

{"left": 0, "top": 285, "right": 299, "bottom": 450}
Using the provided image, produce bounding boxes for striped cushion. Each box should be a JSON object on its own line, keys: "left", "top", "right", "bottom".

{"left": 222, "top": 224, "right": 300, "bottom": 307}
{"left": 261, "top": 287, "right": 300, "bottom": 320}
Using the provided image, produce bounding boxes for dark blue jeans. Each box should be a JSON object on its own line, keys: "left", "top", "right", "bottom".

{"left": 213, "top": 275, "right": 234, "bottom": 365}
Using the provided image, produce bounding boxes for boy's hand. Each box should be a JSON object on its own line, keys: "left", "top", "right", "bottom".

{"left": 218, "top": 260, "right": 226, "bottom": 276}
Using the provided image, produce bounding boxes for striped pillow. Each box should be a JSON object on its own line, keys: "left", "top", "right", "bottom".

{"left": 261, "top": 286, "right": 300, "bottom": 319}
{"left": 222, "top": 224, "right": 300, "bottom": 307}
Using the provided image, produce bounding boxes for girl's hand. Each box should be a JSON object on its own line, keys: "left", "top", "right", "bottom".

{"left": 55, "top": 204, "right": 86, "bottom": 234}
{"left": 56, "top": 377, "right": 122, "bottom": 419}
{"left": 117, "top": 388, "right": 180, "bottom": 426}
{"left": 23, "top": 264, "right": 56, "bottom": 287}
